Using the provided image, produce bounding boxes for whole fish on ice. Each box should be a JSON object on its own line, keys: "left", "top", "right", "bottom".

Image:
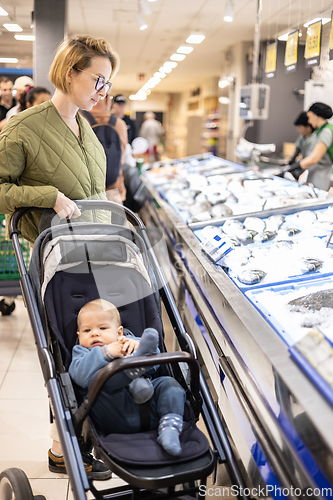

{"left": 289, "top": 290, "right": 333, "bottom": 311}
{"left": 237, "top": 269, "right": 266, "bottom": 285}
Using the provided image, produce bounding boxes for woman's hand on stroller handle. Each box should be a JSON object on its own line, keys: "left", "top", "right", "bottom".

{"left": 53, "top": 192, "right": 81, "bottom": 219}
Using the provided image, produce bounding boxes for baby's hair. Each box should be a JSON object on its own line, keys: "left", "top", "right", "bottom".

{"left": 77, "top": 299, "right": 121, "bottom": 328}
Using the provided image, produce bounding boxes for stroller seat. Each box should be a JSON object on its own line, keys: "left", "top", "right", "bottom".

{"left": 36, "top": 220, "right": 216, "bottom": 497}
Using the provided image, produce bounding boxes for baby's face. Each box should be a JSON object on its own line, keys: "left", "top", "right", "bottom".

{"left": 77, "top": 309, "right": 123, "bottom": 348}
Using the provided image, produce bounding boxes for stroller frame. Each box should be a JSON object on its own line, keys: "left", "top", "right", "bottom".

{"left": 4, "top": 200, "right": 248, "bottom": 500}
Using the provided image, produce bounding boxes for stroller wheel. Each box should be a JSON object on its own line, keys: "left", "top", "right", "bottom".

{"left": 0, "top": 299, "right": 15, "bottom": 316}
{"left": 0, "top": 468, "right": 34, "bottom": 500}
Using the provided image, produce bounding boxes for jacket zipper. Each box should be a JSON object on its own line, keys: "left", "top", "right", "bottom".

{"left": 76, "top": 119, "right": 98, "bottom": 223}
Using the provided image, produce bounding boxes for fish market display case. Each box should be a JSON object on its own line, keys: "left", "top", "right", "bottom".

{"left": 140, "top": 154, "right": 333, "bottom": 499}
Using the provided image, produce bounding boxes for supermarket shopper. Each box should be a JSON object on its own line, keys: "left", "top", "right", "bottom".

{"left": 80, "top": 92, "right": 128, "bottom": 202}
{"left": 0, "top": 76, "right": 15, "bottom": 122}
{"left": 284, "top": 102, "right": 333, "bottom": 190}
{"left": 112, "top": 94, "right": 137, "bottom": 144}
{"left": 5, "top": 76, "right": 35, "bottom": 120}
{"left": 0, "top": 34, "right": 118, "bottom": 479}
{"left": 139, "top": 111, "right": 164, "bottom": 161}
{"left": 25, "top": 86, "right": 52, "bottom": 108}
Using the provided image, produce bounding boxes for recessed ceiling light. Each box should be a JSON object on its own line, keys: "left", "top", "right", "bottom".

{"left": 0, "top": 57, "right": 18, "bottom": 63}
{"left": 177, "top": 46, "right": 193, "bottom": 54}
{"left": 3, "top": 23, "right": 23, "bottom": 32}
{"left": 186, "top": 33, "right": 205, "bottom": 44}
{"left": 218, "top": 79, "right": 230, "bottom": 89}
{"left": 163, "top": 61, "right": 177, "bottom": 68}
{"left": 154, "top": 72, "right": 166, "bottom": 78}
{"left": 277, "top": 33, "right": 289, "bottom": 41}
{"left": 0, "top": 7, "right": 8, "bottom": 16}
{"left": 148, "top": 77, "right": 161, "bottom": 86}
{"left": 159, "top": 66, "right": 172, "bottom": 73}
{"left": 170, "top": 53, "right": 186, "bottom": 61}
{"left": 14, "top": 34, "right": 35, "bottom": 41}
{"left": 136, "top": 90, "right": 147, "bottom": 100}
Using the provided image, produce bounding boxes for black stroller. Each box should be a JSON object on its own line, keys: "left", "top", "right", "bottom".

{"left": 1, "top": 200, "right": 247, "bottom": 500}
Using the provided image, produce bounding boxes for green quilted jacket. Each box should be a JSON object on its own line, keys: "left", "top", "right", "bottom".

{"left": 0, "top": 100, "right": 107, "bottom": 242}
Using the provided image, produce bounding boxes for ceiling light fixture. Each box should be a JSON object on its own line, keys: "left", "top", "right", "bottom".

{"left": 0, "top": 57, "right": 18, "bottom": 63}
{"left": 159, "top": 66, "right": 172, "bottom": 73}
{"left": 277, "top": 32, "right": 289, "bottom": 41}
{"left": 136, "top": 13, "right": 147, "bottom": 30}
{"left": 0, "top": 6, "right": 8, "bottom": 16}
{"left": 14, "top": 34, "right": 35, "bottom": 41}
{"left": 303, "top": 17, "right": 330, "bottom": 27}
{"left": 186, "top": 33, "right": 205, "bottom": 44}
{"left": 224, "top": 0, "right": 234, "bottom": 22}
{"left": 148, "top": 76, "right": 161, "bottom": 86}
{"left": 139, "top": 0, "right": 152, "bottom": 16}
{"left": 177, "top": 46, "right": 193, "bottom": 54}
{"left": 3, "top": 23, "right": 22, "bottom": 31}
{"left": 137, "top": 90, "right": 147, "bottom": 100}
{"left": 170, "top": 53, "right": 186, "bottom": 61}
{"left": 154, "top": 71, "right": 166, "bottom": 78}
{"left": 219, "top": 97, "right": 230, "bottom": 104}
{"left": 218, "top": 79, "right": 230, "bottom": 88}
{"left": 163, "top": 61, "right": 177, "bottom": 68}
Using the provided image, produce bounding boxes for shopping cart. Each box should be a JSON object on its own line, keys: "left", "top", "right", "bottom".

{"left": 0, "top": 214, "right": 30, "bottom": 315}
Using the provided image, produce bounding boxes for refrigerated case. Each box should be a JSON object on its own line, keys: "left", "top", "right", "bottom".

{"left": 140, "top": 154, "right": 333, "bottom": 499}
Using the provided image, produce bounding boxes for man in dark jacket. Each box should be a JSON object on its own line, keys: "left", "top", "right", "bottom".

{"left": 112, "top": 94, "right": 137, "bottom": 144}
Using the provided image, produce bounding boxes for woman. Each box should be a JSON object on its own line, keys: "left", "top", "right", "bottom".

{"left": 286, "top": 102, "right": 333, "bottom": 190}
{"left": 0, "top": 34, "right": 119, "bottom": 243}
{"left": 80, "top": 93, "right": 128, "bottom": 203}
{"left": 0, "top": 34, "right": 118, "bottom": 479}
{"left": 25, "top": 86, "right": 52, "bottom": 108}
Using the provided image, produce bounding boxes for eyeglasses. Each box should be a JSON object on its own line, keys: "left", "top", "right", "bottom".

{"left": 73, "top": 67, "right": 112, "bottom": 94}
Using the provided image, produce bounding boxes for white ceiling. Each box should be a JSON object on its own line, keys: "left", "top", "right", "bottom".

{"left": 0, "top": 0, "right": 332, "bottom": 95}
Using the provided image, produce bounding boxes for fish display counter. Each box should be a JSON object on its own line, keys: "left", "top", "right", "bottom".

{"left": 140, "top": 154, "right": 333, "bottom": 499}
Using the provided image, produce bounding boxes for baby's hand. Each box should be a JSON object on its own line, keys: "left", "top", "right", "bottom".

{"left": 107, "top": 341, "right": 125, "bottom": 359}
{"left": 121, "top": 337, "right": 139, "bottom": 355}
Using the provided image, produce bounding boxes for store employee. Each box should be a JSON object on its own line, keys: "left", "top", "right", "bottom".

{"left": 286, "top": 102, "right": 333, "bottom": 191}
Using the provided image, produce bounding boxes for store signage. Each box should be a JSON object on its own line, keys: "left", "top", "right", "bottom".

{"left": 330, "top": 11, "right": 333, "bottom": 60}
{"left": 285, "top": 30, "right": 299, "bottom": 73}
{"left": 265, "top": 42, "right": 277, "bottom": 78}
{"left": 305, "top": 20, "right": 322, "bottom": 68}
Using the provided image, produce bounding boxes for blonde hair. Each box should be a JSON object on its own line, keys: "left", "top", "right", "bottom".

{"left": 77, "top": 299, "right": 121, "bottom": 329}
{"left": 49, "top": 35, "right": 119, "bottom": 93}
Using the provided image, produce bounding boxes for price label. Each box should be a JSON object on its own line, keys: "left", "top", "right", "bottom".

{"left": 285, "top": 30, "right": 299, "bottom": 67}
{"left": 305, "top": 20, "right": 322, "bottom": 59}
{"left": 265, "top": 42, "right": 277, "bottom": 74}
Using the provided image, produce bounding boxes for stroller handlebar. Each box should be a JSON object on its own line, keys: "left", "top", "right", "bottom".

{"left": 73, "top": 351, "right": 200, "bottom": 428}
{"left": 8, "top": 199, "right": 145, "bottom": 240}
